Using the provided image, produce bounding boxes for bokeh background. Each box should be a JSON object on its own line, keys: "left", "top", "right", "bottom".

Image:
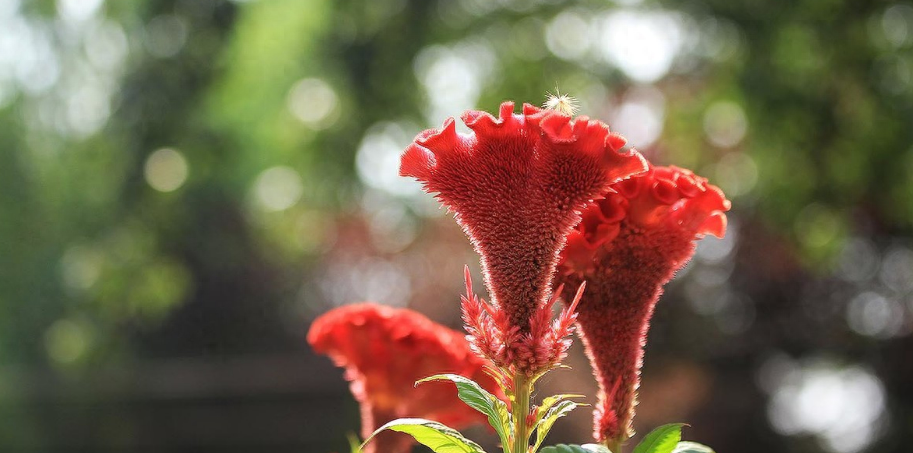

{"left": 2, "top": 0, "right": 913, "bottom": 452}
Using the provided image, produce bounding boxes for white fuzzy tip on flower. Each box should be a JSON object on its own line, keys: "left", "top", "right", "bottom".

{"left": 543, "top": 90, "right": 578, "bottom": 116}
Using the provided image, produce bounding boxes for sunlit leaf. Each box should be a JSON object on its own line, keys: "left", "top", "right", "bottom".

{"left": 536, "top": 394, "right": 585, "bottom": 419}
{"left": 632, "top": 424, "right": 684, "bottom": 453}
{"left": 531, "top": 399, "right": 580, "bottom": 452}
{"left": 540, "top": 444, "right": 612, "bottom": 453}
{"left": 417, "top": 374, "right": 511, "bottom": 450}
{"left": 672, "top": 441, "right": 715, "bottom": 453}
{"left": 362, "top": 418, "right": 485, "bottom": 453}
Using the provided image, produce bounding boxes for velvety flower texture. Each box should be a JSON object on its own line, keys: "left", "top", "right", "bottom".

{"left": 401, "top": 101, "right": 648, "bottom": 335}
{"left": 557, "top": 164, "right": 730, "bottom": 444}
{"left": 307, "top": 303, "right": 497, "bottom": 453}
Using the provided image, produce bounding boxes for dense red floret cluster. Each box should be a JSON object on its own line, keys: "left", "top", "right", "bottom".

{"left": 556, "top": 164, "right": 730, "bottom": 444}
{"left": 461, "top": 266, "right": 584, "bottom": 377}
{"left": 307, "top": 303, "right": 498, "bottom": 453}
{"left": 401, "top": 101, "right": 647, "bottom": 333}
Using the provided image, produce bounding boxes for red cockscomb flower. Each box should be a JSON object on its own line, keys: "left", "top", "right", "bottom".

{"left": 401, "top": 101, "right": 647, "bottom": 339}
{"left": 307, "top": 303, "right": 499, "bottom": 453}
{"left": 556, "top": 164, "right": 730, "bottom": 445}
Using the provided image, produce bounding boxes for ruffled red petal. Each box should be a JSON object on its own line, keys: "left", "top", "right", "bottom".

{"left": 560, "top": 164, "right": 730, "bottom": 273}
{"left": 308, "top": 303, "right": 497, "bottom": 453}
{"left": 402, "top": 101, "right": 648, "bottom": 332}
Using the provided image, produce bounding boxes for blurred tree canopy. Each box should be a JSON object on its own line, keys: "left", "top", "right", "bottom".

{"left": 1, "top": 0, "right": 912, "bottom": 452}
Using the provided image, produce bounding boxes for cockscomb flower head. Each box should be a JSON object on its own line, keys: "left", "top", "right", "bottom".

{"left": 307, "top": 303, "right": 499, "bottom": 453}
{"left": 401, "top": 101, "right": 648, "bottom": 337}
{"left": 556, "top": 164, "right": 730, "bottom": 444}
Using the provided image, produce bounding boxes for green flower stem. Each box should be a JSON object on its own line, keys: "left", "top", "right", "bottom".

{"left": 512, "top": 372, "right": 531, "bottom": 453}
{"left": 605, "top": 437, "right": 623, "bottom": 453}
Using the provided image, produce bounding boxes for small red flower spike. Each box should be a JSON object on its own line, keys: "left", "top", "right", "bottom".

{"left": 402, "top": 101, "right": 648, "bottom": 334}
{"left": 556, "top": 164, "right": 730, "bottom": 444}
{"left": 461, "top": 265, "right": 584, "bottom": 377}
{"left": 307, "top": 303, "right": 499, "bottom": 453}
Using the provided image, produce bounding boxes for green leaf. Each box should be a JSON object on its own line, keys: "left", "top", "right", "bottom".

{"left": 536, "top": 394, "right": 585, "bottom": 419}
{"left": 672, "top": 441, "right": 715, "bottom": 453}
{"left": 632, "top": 424, "right": 685, "bottom": 453}
{"left": 417, "top": 374, "right": 511, "bottom": 449}
{"left": 362, "top": 418, "right": 486, "bottom": 453}
{"left": 531, "top": 399, "right": 580, "bottom": 452}
{"left": 346, "top": 432, "right": 362, "bottom": 453}
{"left": 540, "top": 444, "right": 612, "bottom": 453}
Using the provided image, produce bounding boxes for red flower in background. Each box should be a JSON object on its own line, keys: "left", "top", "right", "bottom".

{"left": 307, "top": 303, "right": 498, "bottom": 453}
{"left": 401, "top": 101, "right": 647, "bottom": 354}
{"left": 556, "top": 164, "right": 730, "bottom": 445}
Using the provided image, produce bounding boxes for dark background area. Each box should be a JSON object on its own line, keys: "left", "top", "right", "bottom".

{"left": 2, "top": 0, "right": 912, "bottom": 452}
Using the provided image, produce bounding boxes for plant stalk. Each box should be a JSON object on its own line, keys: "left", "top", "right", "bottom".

{"left": 605, "top": 437, "right": 623, "bottom": 453}
{"left": 511, "top": 372, "right": 531, "bottom": 453}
